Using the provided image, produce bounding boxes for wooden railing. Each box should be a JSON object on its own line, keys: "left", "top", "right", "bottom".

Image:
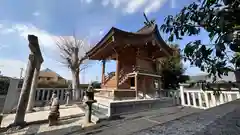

{"left": 103, "top": 72, "right": 115, "bottom": 84}
{"left": 132, "top": 66, "right": 160, "bottom": 75}
{"left": 118, "top": 69, "right": 130, "bottom": 85}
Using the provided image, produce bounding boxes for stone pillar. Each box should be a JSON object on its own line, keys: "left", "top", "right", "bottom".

{"left": 65, "top": 91, "right": 70, "bottom": 105}
{"left": 13, "top": 54, "right": 37, "bottom": 126}
{"left": 2, "top": 79, "right": 20, "bottom": 114}
{"left": 60, "top": 89, "right": 64, "bottom": 101}
{"left": 46, "top": 90, "right": 50, "bottom": 101}
{"left": 115, "top": 54, "right": 120, "bottom": 89}
{"left": 101, "top": 60, "right": 106, "bottom": 84}
{"left": 26, "top": 61, "right": 41, "bottom": 112}
{"left": 179, "top": 85, "right": 185, "bottom": 106}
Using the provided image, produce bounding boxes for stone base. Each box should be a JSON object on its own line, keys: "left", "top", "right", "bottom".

{"left": 7, "top": 121, "right": 27, "bottom": 130}
{"left": 26, "top": 109, "right": 37, "bottom": 113}
{"left": 81, "top": 122, "right": 95, "bottom": 128}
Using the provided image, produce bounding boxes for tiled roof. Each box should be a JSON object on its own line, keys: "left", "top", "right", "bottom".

{"left": 40, "top": 68, "right": 62, "bottom": 78}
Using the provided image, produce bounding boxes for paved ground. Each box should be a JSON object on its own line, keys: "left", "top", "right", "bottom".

{"left": 76, "top": 106, "right": 202, "bottom": 135}
{"left": 1, "top": 106, "right": 202, "bottom": 135}
{"left": 1, "top": 105, "right": 85, "bottom": 128}
{"left": 133, "top": 99, "right": 240, "bottom": 135}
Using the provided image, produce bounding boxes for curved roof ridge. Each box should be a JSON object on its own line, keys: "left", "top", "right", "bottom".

{"left": 112, "top": 24, "right": 157, "bottom": 36}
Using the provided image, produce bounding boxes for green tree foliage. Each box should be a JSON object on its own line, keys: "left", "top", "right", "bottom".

{"left": 160, "top": 0, "right": 240, "bottom": 81}
{"left": 91, "top": 81, "right": 101, "bottom": 88}
{"left": 0, "top": 77, "right": 10, "bottom": 95}
{"left": 159, "top": 44, "right": 189, "bottom": 89}
{"left": 143, "top": 13, "right": 189, "bottom": 89}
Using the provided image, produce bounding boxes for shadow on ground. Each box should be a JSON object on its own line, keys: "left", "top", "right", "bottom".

{"left": 1, "top": 117, "right": 81, "bottom": 135}
{"left": 37, "top": 125, "right": 82, "bottom": 135}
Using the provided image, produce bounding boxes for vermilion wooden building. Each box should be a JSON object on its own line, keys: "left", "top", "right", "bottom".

{"left": 86, "top": 24, "right": 173, "bottom": 100}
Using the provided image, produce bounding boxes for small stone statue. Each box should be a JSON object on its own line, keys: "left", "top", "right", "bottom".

{"left": 48, "top": 93, "right": 60, "bottom": 126}
{"left": 65, "top": 91, "right": 70, "bottom": 105}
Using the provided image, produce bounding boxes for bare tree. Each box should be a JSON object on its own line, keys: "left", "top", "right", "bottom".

{"left": 55, "top": 35, "right": 91, "bottom": 101}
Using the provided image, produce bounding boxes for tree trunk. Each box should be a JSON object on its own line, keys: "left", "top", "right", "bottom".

{"left": 71, "top": 69, "right": 80, "bottom": 101}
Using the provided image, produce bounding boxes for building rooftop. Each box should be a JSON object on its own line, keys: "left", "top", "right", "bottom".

{"left": 39, "top": 68, "right": 64, "bottom": 79}
{"left": 189, "top": 72, "right": 237, "bottom": 82}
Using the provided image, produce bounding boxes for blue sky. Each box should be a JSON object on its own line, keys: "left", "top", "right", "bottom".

{"left": 0, "top": 0, "right": 208, "bottom": 83}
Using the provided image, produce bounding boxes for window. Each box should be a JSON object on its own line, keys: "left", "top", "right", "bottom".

{"left": 47, "top": 77, "right": 51, "bottom": 80}
{"left": 130, "top": 77, "right": 135, "bottom": 87}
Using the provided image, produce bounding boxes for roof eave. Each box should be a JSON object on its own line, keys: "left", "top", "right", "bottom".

{"left": 86, "top": 27, "right": 116, "bottom": 58}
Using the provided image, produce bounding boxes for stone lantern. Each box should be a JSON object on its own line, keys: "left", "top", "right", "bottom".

{"left": 83, "top": 83, "right": 97, "bottom": 126}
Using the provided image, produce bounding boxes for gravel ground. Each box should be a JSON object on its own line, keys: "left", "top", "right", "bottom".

{"left": 132, "top": 100, "right": 240, "bottom": 135}
{"left": 194, "top": 108, "right": 240, "bottom": 135}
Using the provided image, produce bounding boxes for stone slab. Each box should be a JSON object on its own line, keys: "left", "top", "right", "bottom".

{"left": 1, "top": 105, "right": 84, "bottom": 128}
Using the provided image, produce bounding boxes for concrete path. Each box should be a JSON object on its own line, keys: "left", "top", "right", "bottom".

{"left": 1, "top": 105, "right": 85, "bottom": 128}
{"left": 0, "top": 106, "right": 202, "bottom": 135}
{"left": 76, "top": 106, "right": 202, "bottom": 135}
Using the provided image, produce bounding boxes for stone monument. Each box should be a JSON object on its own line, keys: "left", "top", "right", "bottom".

{"left": 48, "top": 92, "right": 60, "bottom": 126}
{"left": 9, "top": 35, "right": 44, "bottom": 128}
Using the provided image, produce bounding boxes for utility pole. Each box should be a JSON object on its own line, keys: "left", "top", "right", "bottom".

{"left": 0, "top": 65, "right": 3, "bottom": 76}
{"left": 82, "top": 68, "right": 85, "bottom": 84}
{"left": 20, "top": 68, "right": 24, "bottom": 79}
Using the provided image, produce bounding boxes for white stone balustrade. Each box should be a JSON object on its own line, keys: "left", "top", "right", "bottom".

{"left": 179, "top": 85, "right": 240, "bottom": 109}
{"left": 34, "top": 88, "right": 73, "bottom": 106}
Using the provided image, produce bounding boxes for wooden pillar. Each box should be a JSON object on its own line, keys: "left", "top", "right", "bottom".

{"left": 135, "top": 73, "right": 138, "bottom": 99}
{"left": 143, "top": 78, "right": 146, "bottom": 99}
{"left": 116, "top": 54, "right": 120, "bottom": 89}
{"left": 101, "top": 60, "right": 106, "bottom": 84}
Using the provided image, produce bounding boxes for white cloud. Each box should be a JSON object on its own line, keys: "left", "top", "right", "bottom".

{"left": 0, "top": 28, "right": 15, "bottom": 34}
{"left": 144, "top": 0, "right": 167, "bottom": 15}
{"left": 182, "top": 60, "right": 205, "bottom": 75}
{"left": 100, "top": 0, "right": 169, "bottom": 14}
{"left": 0, "top": 22, "right": 104, "bottom": 82}
{"left": 0, "top": 59, "right": 27, "bottom": 78}
{"left": 0, "top": 43, "right": 8, "bottom": 50}
{"left": 33, "top": 12, "right": 40, "bottom": 16}
{"left": 81, "top": 0, "right": 93, "bottom": 4}
{"left": 99, "top": 30, "right": 104, "bottom": 35}
{"left": 86, "top": 0, "right": 92, "bottom": 4}
{"left": 124, "top": 0, "right": 147, "bottom": 14}
{"left": 12, "top": 24, "right": 56, "bottom": 50}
